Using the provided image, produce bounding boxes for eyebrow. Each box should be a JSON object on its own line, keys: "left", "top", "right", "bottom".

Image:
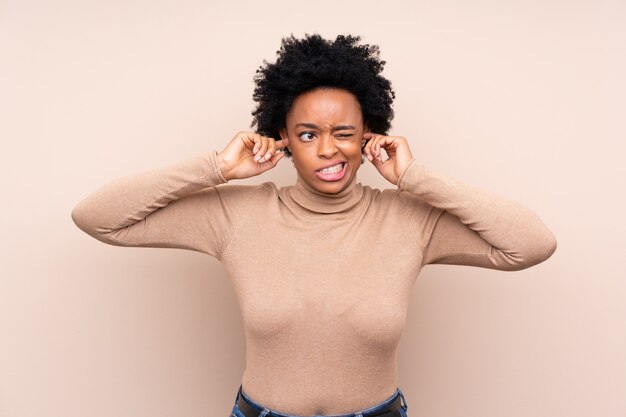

{"left": 294, "top": 123, "right": 356, "bottom": 131}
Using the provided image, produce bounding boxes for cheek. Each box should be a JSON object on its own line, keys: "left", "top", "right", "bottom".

{"left": 291, "top": 153, "right": 312, "bottom": 171}
{"left": 340, "top": 142, "right": 363, "bottom": 157}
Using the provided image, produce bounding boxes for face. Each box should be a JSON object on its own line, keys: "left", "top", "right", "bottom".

{"left": 279, "top": 88, "right": 369, "bottom": 194}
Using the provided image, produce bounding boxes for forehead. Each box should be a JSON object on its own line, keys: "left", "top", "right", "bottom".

{"left": 286, "top": 88, "right": 362, "bottom": 125}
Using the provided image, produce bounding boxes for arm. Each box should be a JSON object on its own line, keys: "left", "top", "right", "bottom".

{"left": 71, "top": 150, "right": 252, "bottom": 259}
{"left": 397, "top": 159, "right": 557, "bottom": 271}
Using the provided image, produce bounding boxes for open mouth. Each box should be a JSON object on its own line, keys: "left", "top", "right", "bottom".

{"left": 316, "top": 162, "right": 345, "bottom": 173}
{"left": 315, "top": 162, "right": 347, "bottom": 181}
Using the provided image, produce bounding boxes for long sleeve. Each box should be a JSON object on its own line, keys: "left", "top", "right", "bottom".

{"left": 71, "top": 150, "right": 254, "bottom": 259}
{"left": 396, "top": 158, "right": 557, "bottom": 271}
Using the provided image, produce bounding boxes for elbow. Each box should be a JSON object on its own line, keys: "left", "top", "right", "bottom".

{"left": 545, "top": 231, "right": 558, "bottom": 257}
{"left": 71, "top": 202, "right": 91, "bottom": 235}
{"left": 535, "top": 231, "right": 557, "bottom": 264}
{"left": 514, "top": 231, "right": 558, "bottom": 270}
{"left": 496, "top": 231, "right": 557, "bottom": 272}
{"left": 71, "top": 202, "right": 110, "bottom": 242}
{"left": 518, "top": 211, "right": 558, "bottom": 268}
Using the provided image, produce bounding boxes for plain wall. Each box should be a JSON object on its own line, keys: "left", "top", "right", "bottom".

{"left": 1, "top": 1, "right": 624, "bottom": 416}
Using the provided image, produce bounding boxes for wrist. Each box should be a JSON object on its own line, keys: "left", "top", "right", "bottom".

{"left": 216, "top": 151, "right": 232, "bottom": 181}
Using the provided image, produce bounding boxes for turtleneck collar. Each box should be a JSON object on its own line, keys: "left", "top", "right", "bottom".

{"left": 286, "top": 172, "right": 364, "bottom": 214}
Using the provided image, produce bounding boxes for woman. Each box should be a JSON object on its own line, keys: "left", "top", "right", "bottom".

{"left": 72, "top": 33, "right": 557, "bottom": 417}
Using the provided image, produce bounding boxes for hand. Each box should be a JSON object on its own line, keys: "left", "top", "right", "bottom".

{"left": 362, "top": 132, "right": 414, "bottom": 185}
{"left": 217, "top": 131, "right": 289, "bottom": 181}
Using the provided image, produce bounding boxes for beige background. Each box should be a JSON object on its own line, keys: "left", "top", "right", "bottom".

{"left": 1, "top": 0, "right": 624, "bottom": 416}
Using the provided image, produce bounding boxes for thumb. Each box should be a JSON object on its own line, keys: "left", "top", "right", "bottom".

{"left": 369, "top": 153, "right": 383, "bottom": 168}
{"left": 266, "top": 150, "right": 286, "bottom": 167}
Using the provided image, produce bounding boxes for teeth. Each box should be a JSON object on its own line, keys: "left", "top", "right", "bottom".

{"left": 319, "top": 163, "right": 344, "bottom": 174}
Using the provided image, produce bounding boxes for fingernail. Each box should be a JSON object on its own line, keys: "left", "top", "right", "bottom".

{"left": 264, "top": 152, "right": 271, "bottom": 160}
{"left": 367, "top": 154, "right": 373, "bottom": 161}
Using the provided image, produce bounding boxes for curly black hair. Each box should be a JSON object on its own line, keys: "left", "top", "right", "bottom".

{"left": 250, "top": 33, "right": 396, "bottom": 161}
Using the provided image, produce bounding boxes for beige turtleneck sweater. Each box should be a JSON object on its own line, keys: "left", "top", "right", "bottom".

{"left": 71, "top": 150, "right": 557, "bottom": 415}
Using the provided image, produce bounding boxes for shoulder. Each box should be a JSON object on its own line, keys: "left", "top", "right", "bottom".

{"left": 219, "top": 180, "right": 278, "bottom": 196}
{"left": 360, "top": 184, "right": 406, "bottom": 214}
{"left": 361, "top": 183, "right": 402, "bottom": 204}
{"left": 187, "top": 180, "right": 279, "bottom": 208}
{"left": 361, "top": 183, "right": 435, "bottom": 216}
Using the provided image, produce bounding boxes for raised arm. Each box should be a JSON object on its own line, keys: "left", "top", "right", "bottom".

{"left": 396, "top": 159, "right": 557, "bottom": 271}
{"left": 71, "top": 150, "right": 253, "bottom": 259}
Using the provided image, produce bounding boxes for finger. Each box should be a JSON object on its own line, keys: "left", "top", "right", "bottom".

{"left": 362, "top": 132, "right": 376, "bottom": 150}
{"left": 363, "top": 134, "right": 377, "bottom": 161}
{"left": 374, "top": 136, "right": 387, "bottom": 157}
{"left": 252, "top": 134, "right": 262, "bottom": 154}
{"left": 255, "top": 136, "right": 269, "bottom": 162}
{"left": 268, "top": 149, "right": 285, "bottom": 166}
{"left": 256, "top": 135, "right": 267, "bottom": 159}
{"left": 375, "top": 136, "right": 395, "bottom": 158}
{"left": 274, "top": 137, "right": 289, "bottom": 150}
{"left": 241, "top": 132, "right": 256, "bottom": 150}
{"left": 375, "top": 137, "right": 388, "bottom": 158}
{"left": 259, "top": 150, "right": 284, "bottom": 171}
{"left": 366, "top": 135, "right": 383, "bottom": 161}
{"left": 263, "top": 138, "right": 277, "bottom": 161}
{"left": 367, "top": 143, "right": 382, "bottom": 168}
{"left": 369, "top": 148, "right": 383, "bottom": 167}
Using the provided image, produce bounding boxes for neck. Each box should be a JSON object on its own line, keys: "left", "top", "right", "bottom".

{"left": 288, "top": 171, "right": 364, "bottom": 214}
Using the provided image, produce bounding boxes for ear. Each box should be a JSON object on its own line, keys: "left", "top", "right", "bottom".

{"left": 362, "top": 123, "right": 370, "bottom": 147}
{"left": 279, "top": 127, "right": 292, "bottom": 153}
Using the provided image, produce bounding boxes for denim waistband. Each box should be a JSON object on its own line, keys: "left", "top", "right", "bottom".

{"left": 234, "top": 384, "right": 408, "bottom": 417}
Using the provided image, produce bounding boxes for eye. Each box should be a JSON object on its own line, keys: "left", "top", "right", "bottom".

{"left": 297, "top": 132, "right": 354, "bottom": 141}
{"left": 298, "top": 132, "right": 315, "bottom": 141}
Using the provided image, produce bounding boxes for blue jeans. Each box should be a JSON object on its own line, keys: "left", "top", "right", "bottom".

{"left": 230, "top": 385, "right": 409, "bottom": 417}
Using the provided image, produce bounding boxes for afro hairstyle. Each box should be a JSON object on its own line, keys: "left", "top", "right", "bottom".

{"left": 249, "top": 33, "right": 396, "bottom": 161}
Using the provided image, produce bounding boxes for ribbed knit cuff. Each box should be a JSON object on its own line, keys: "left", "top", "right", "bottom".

{"left": 397, "top": 159, "right": 428, "bottom": 192}
{"left": 208, "top": 149, "right": 228, "bottom": 184}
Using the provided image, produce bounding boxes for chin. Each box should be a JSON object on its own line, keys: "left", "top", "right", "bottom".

{"left": 318, "top": 171, "right": 356, "bottom": 193}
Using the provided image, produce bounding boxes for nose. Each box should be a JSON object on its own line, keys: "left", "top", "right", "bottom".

{"left": 317, "top": 134, "right": 338, "bottom": 158}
